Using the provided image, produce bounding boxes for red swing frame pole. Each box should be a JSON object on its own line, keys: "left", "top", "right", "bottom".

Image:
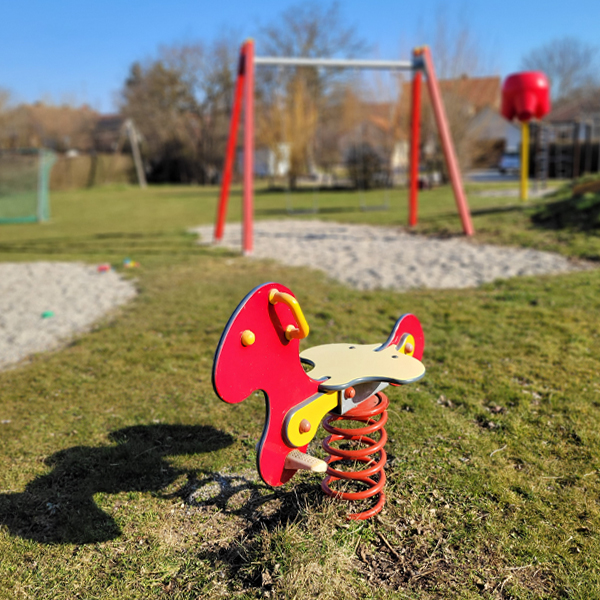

{"left": 215, "top": 43, "right": 473, "bottom": 250}
{"left": 214, "top": 42, "right": 248, "bottom": 243}
{"left": 418, "top": 46, "right": 474, "bottom": 236}
{"left": 408, "top": 62, "right": 422, "bottom": 227}
{"left": 242, "top": 40, "right": 255, "bottom": 256}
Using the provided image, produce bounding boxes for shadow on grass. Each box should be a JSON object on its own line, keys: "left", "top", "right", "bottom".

{"left": 177, "top": 471, "right": 328, "bottom": 592}
{"left": 0, "top": 424, "right": 233, "bottom": 544}
{"left": 181, "top": 469, "right": 321, "bottom": 520}
{"left": 531, "top": 194, "right": 600, "bottom": 231}
{"left": 470, "top": 204, "right": 530, "bottom": 217}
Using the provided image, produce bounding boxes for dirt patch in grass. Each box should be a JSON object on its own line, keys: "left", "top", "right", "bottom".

{"left": 351, "top": 503, "right": 554, "bottom": 599}
{"left": 164, "top": 467, "right": 556, "bottom": 599}
{"left": 175, "top": 472, "right": 361, "bottom": 599}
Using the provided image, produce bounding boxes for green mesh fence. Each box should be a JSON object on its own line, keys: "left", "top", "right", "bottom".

{"left": 0, "top": 150, "right": 56, "bottom": 224}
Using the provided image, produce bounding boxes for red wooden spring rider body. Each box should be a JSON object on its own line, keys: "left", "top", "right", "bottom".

{"left": 212, "top": 283, "right": 425, "bottom": 519}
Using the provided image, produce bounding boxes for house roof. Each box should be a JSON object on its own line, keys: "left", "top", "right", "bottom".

{"left": 363, "top": 105, "right": 397, "bottom": 135}
{"left": 351, "top": 76, "right": 501, "bottom": 142}
{"left": 94, "top": 114, "right": 125, "bottom": 133}
{"left": 436, "top": 76, "right": 501, "bottom": 111}
{"left": 466, "top": 106, "right": 520, "bottom": 139}
{"left": 546, "top": 92, "right": 600, "bottom": 123}
{"left": 346, "top": 76, "right": 501, "bottom": 143}
{"left": 396, "top": 75, "right": 501, "bottom": 138}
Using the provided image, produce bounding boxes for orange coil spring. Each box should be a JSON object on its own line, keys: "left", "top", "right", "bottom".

{"left": 321, "top": 392, "right": 389, "bottom": 520}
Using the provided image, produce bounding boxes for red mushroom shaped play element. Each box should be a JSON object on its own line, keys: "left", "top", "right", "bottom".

{"left": 501, "top": 72, "right": 551, "bottom": 200}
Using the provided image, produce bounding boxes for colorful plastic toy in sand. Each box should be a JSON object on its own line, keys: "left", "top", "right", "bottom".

{"left": 212, "top": 283, "right": 426, "bottom": 519}
{"left": 123, "top": 258, "right": 140, "bottom": 269}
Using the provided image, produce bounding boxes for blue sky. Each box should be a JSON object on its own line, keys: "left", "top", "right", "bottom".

{"left": 1, "top": 0, "right": 599, "bottom": 112}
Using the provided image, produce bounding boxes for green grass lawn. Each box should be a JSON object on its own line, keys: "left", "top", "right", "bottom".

{"left": 0, "top": 182, "right": 599, "bottom": 599}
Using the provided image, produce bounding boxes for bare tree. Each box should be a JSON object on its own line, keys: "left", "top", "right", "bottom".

{"left": 0, "top": 95, "right": 97, "bottom": 152}
{"left": 256, "top": 1, "right": 366, "bottom": 187}
{"left": 521, "top": 37, "right": 599, "bottom": 100}
{"left": 120, "top": 34, "right": 239, "bottom": 183}
{"left": 121, "top": 56, "right": 202, "bottom": 182}
{"left": 197, "top": 34, "right": 239, "bottom": 181}
{"left": 0, "top": 89, "right": 13, "bottom": 148}
{"left": 259, "top": 1, "right": 365, "bottom": 61}
{"left": 0, "top": 88, "right": 10, "bottom": 113}
{"left": 119, "top": 3, "right": 366, "bottom": 185}
{"left": 415, "top": 9, "right": 499, "bottom": 174}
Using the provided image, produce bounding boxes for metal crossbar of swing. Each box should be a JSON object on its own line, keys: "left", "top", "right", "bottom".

{"left": 213, "top": 41, "right": 474, "bottom": 256}
{"left": 254, "top": 56, "right": 416, "bottom": 70}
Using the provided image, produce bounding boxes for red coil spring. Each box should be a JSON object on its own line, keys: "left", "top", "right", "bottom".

{"left": 321, "top": 391, "right": 389, "bottom": 520}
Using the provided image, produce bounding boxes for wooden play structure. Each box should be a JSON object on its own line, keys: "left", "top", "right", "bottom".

{"left": 213, "top": 40, "right": 474, "bottom": 255}
{"left": 212, "top": 283, "right": 426, "bottom": 520}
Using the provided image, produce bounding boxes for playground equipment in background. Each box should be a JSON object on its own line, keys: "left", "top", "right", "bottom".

{"left": 530, "top": 119, "right": 600, "bottom": 184}
{"left": 213, "top": 40, "right": 474, "bottom": 255}
{"left": 0, "top": 149, "right": 56, "bottom": 224}
{"left": 501, "top": 72, "right": 551, "bottom": 201}
{"left": 212, "top": 283, "right": 425, "bottom": 520}
{"left": 108, "top": 118, "right": 147, "bottom": 189}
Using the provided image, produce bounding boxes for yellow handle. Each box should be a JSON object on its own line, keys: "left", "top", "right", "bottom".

{"left": 269, "top": 289, "right": 310, "bottom": 340}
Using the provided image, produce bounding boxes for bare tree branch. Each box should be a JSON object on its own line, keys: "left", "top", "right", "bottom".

{"left": 521, "top": 37, "right": 599, "bottom": 100}
{"left": 256, "top": 1, "right": 367, "bottom": 187}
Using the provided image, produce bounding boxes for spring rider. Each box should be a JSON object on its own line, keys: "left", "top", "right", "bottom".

{"left": 212, "top": 283, "right": 425, "bottom": 519}
{"left": 501, "top": 72, "right": 551, "bottom": 201}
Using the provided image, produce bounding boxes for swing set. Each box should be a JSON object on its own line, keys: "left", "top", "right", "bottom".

{"left": 214, "top": 40, "right": 474, "bottom": 255}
